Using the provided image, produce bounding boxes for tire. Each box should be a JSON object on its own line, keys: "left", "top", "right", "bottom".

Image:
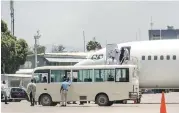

{"left": 96, "top": 94, "right": 109, "bottom": 106}
{"left": 136, "top": 98, "right": 141, "bottom": 104}
{"left": 40, "top": 94, "right": 52, "bottom": 106}
{"left": 107, "top": 101, "right": 113, "bottom": 106}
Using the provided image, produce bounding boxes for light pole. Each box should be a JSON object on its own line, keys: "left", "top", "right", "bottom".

{"left": 10, "top": 0, "right": 15, "bottom": 35}
{"left": 34, "top": 30, "right": 41, "bottom": 68}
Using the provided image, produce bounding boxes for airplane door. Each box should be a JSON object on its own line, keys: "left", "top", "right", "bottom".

{"left": 119, "top": 46, "right": 131, "bottom": 64}
{"left": 106, "top": 44, "right": 131, "bottom": 65}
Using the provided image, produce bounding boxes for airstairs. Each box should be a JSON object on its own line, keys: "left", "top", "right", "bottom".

{"left": 122, "top": 56, "right": 141, "bottom": 76}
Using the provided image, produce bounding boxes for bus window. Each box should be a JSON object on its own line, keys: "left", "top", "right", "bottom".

{"left": 115, "top": 68, "right": 129, "bottom": 82}
{"left": 94, "top": 69, "right": 115, "bottom": 82}
{"left": 94, "top": 69, "right": 103, "bottom": 82}
{"left": 72, "top": 69, "right": 93, "bottom": 82}
{"left": 72, "top": 71, "right": 78, "bottom": 82}
{"left": 34, "top": 69, "right": 50, "bottom": 83}
{"left": 65, "top": 71, "right": 71, "bottom": 81}
{"left": 82, "top": 69, "right": 93, "bottom": 82}
{"left": 51, "top": 70, "right": 65, "bottom": 82}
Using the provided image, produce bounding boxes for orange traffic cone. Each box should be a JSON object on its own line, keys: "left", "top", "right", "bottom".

{"left": 160, "top": 91, "right": 167, "bottom": 113}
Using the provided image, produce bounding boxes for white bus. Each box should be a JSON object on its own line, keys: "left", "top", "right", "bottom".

{"left": 32, "top": 65, "right": 140, "bottom": 106}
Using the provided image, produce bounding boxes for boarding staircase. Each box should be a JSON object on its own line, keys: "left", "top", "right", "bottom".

{"left": 122, "top": 56, "right": 141, "bottom": 75}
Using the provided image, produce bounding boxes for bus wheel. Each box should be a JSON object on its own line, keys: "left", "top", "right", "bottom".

{"left": 40, "top": 94, "right": 52, "bottom": 106}
{"left": 107, "top": 101, "right": 113, "bottom": 106}
{"left": 96, "top": 94, "right": 109, "bottom": 106}
{"left": 136, "top": 98, "right": 141, "bottom": 104}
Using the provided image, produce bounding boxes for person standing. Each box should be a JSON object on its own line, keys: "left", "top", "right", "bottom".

{"left": 27, "top": 79, "right": 36, "bottom": 106}
{"left": 1, "top": 81, "right": 9, "bottom": 104}
{"left": 107, "top": 56, "right": 118, "bottom": 65}
{"left": 119, "top": 48, "right": 125, "bottom": 64}
{"left": 60, "top": 78, "right": 71, "bottom": 107}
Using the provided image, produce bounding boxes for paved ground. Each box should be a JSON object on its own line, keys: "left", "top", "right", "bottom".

{"left": 1, "top": 92, "right": 179, "bottom": 113}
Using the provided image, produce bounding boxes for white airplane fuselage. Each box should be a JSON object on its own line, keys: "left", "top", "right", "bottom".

{"left": 75, "top": 40, "right": 179, "bottom": 89}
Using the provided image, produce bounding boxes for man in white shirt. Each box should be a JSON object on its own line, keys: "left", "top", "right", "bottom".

{"left": 1, "top": 81, "right": 8, "bottom": 104}
{"left": 114, "top": 48, "right": 121, "bottom": 64}
{"left": 124, "top": 48, "right": 130, "bottom": 61}
{"left": 107, "top": 56, "right": 118, "bottom": 65}
{"left": 27, "top": 79, "right": 36, "bottom": 106}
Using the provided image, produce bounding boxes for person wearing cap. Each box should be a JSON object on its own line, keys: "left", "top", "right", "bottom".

{"left": 60, "top": 77, "right": 71, "bottom": 107}
{"left": 27, "top": 79, "right": 36, "bottom": 106}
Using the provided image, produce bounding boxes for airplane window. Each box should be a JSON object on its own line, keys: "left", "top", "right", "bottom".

{"left": 154, "top": 56, "right": 157, "bottom": 60}
{"left": 97, "top": 54, "right": 103, "bottom": 59}
{"left": 91, "top": 55, "right": 97, "bottom": 60}
{"left": 160, "top": 55, "right": 164, "bottom": 60}
{"left": 142, "top": 56, "right": 145, "bottom": 60}
{"left": 173, "top": 55, "right": 176, "bottom": 60}
{"left": 148, "top": 56, "right": 151, "bottom": 60}
{"left": 166, "top": 55, "right": 170, "bottom": 60}
{"left": 160, "top": 56, "right": 164, "bottom": 60}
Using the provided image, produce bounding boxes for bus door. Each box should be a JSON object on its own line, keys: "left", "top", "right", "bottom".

{"left": 33, "top": 69, "right": 50, "bottom": 100}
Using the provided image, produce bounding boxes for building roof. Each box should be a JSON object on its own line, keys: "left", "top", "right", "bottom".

{"left": 44, "top": 52, "right": 93, "bottom": 57}
{"left": 45, "top": 58, "right": 85, "bottom": 63}
{"left": 2, "top": 74, "right": 32, "bottom": 78}
{"left": 27, "top": 52, "right": 95, "bottom": 58}
{"left": 15, "top": 69, "right": 34, "bottom": 74}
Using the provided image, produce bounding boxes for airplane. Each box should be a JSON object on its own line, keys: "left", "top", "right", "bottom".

{"left": 75, "top": 39, "right": 179, "bottom": 89}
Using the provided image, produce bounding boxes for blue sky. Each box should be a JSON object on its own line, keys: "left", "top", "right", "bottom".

{"left": 2, "top": 1, "right": 179, "bottom": 52}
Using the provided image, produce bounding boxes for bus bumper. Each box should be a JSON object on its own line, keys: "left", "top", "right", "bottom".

{"left": 129, "top": 92, "right": 138, "bottom": 99}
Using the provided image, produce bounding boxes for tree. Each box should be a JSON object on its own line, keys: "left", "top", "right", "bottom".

{"left": 86, "top": 38, "right": 102, "bottom": 51}
{"left": 51, "top": 44, "right": 65, "bottom": 53}
{"left": 1, "top": 20, "right": 8, "bottom": 33}
{"left": 27, "top": 45, "right": 46, "bottom": 55}
{"left": 27, "top": 47, "right": 34, "bottom": 55}
{"left": 1, "top": 20, "right": 28, "bottom": 74}
{"left": 36, "top": 45, "right": 46, "bottom": 54}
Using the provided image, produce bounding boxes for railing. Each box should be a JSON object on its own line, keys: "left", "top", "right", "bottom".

{"left": 122, "top": 56, "right": 141, "bottom": 74}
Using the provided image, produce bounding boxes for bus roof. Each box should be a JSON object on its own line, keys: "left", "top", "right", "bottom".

{"left": 33, "top": 65, "right": 137, "bottom": 72}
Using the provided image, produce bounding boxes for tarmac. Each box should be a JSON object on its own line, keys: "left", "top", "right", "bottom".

{"left": 1, "top": 92, "right": 179, "bottom": 113}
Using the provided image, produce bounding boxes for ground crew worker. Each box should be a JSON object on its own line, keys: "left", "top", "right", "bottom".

{"left": 1, "top": 81, "right": 9, "bottom": 104}
{"left": 60, "top": 78, "right": 71, "bottom": 107}
{"left": 119, "top": 48, "right": 125, "bottom": 64}
{"left": 27, "top": 79, "right": 36, "bottom": 106}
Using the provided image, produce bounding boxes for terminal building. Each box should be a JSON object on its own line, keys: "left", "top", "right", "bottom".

{"left": 149, "top": 26, "right": 179, "bottom": 40}
{"left": 20, "top": 52, "right": 89, "bottom": 69}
